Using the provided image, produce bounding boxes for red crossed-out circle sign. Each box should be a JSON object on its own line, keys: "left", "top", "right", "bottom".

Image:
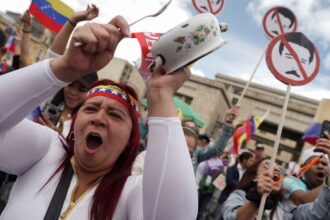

{"left": 266, "top": 32, "right": 320, "bottom": 86}
{"left": 192, "top": 0, "right": 225, "bottom": 16}
{"left": 262, "top": 6, "right": 297, "bottom": 40}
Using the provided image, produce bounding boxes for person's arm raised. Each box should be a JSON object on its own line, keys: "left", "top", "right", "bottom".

{"left": 196, "top": 106, "right": 239, "bottom": 163}
{"left": 315, "top": 132, "right": 330, "bottom": 158}
{"left": 141, "top": 68, "right": 198, "bottom": 220}
{"left": 51, "top": 16, "right": 130, "bottom": 83}
{"left": 0, "top": 18, "right": 130, "bottom": 174}
{"left": 50, "top": 4, "right": 99, "bottom": 55}
{"left": 289, "top": 187, "right": 322, "bottom": 205}
{"left": 19, "top": 10, "right": 32, "bottom": 68}
{"left": 146, "top": 68, "right": 190, "bottom": 117}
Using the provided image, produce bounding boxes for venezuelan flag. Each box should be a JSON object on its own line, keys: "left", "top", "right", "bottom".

{"left": 29, "top": 0, "right": 73, "bottom": 33}
{"left": 232, "top": 116, "right": 262, "bottom": 155}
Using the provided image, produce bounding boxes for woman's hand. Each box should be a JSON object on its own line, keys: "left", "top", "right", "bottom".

{"left": 51, "top": 16, "right": 130, "bottom": 83}
{"left": 146, "top": 67, "right": 191, "bottom": 117}
{"left": 256, "top": 171, "right": 274, "bottom": 194}
{"left": 21, "top": 10, "right": 32, "bottom": 32}
{"left": 146, "top": 67, "right": 191, "bottom": 99}
{"left": 70, "top": 4, "right": 99, "bottom": 25}
{"left": 224, "top": 105, "right": 239, "bottom": 124}
{"left": 315, "top": 132, "right": 330, "bottom": 158}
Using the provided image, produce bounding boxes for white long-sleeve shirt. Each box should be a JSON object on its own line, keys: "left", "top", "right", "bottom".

{"left": 0, "top": 60, "right": 198, "bottom": 220}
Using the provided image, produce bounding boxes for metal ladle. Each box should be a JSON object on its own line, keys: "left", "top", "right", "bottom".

{"left": 73, "top": 0, "right": 172, "bottom": 47}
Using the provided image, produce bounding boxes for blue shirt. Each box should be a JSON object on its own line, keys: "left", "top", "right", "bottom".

{"left": 282, "top": 176, "right": 308, "bottom": 199}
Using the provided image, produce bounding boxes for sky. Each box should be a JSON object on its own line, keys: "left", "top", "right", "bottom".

{"left": 2, "top": 0, "right": 330, "bottom": 101}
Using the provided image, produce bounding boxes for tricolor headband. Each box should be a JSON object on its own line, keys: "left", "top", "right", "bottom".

{"left": 86, "top": 85, "right": 139, "bottom": 113}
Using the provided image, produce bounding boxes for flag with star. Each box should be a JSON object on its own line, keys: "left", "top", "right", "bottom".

{"left": 29, "top": 0, "right": 73, "bottom": 33}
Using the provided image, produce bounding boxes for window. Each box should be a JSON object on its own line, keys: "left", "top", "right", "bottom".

{"left": 231, "top": 97, "right": 238, "bottom": 105}
{"left": 175, "top": 93, "right": 193, "bottom": 105}
{"left": 233, "top": 87, "right": 242, "bottom": 95}
{"left": 120, "top": 64, "right": 132, "bottom": 82}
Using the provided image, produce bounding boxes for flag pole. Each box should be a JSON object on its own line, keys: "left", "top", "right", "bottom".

{"left": 237, "top": 51, "right": 266, "bottom": 107}
{"left": 260, "top": 109, "right": 271, "bottom": 122}
{"left": 256, "top": 85, "right": 291, "bottom": 220}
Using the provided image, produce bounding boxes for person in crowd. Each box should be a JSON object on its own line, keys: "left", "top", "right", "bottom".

{"left": 192, "top": 105, "right": 239, "bottom": 171}
{"left": 137, "top": 110, "right": 148, "bottom": 152}
{"left": 131, "top": 114, "right": 200, "bottom": 175}
{"left": 0, "top": 10, "right": 32, "bottom": 75}
{"left": 196, "top": 152, "right": 231, "bottom": 220}
{"left": 131, "top": 131, "right": 148, "bottom": 176}
{"left": 222, "top": 143, "right": 330, "bottom": 220}
{"left": 196, "top": 152, "right": 231, "bottom": 187}
{"left": 211, "top": 151, "right": 255, "bottom": 220}
{"left": 222, "top": 157, "right": 288, "bottom": 220}
{"left": 35, "top": 5, "right": 99, "bottom": 137}
{"left": 182, "top": 119, "right": 200, "bottom": 131}
{"left": 2, "top": 8, "right": 98, "bottom": 210}
{"left": 130, "top": 114, "right": 203, "bottom": 176}
{"left": 254, "top": 143, "right": 266, "bottom": 161}
{"left": 197, "top": 134, "right": 211, "bottom": 149}
{"left": 183, "top": 125, "right": 200, "bottom": 157}
{"left": 36, "top": 72, "right": 98, "bottom": 137}
{"left": 0, "top": 15, "right": 197, "bottom": 220}
{"left": 131, "top": 148, "right": 147, "bottom": 176}
{"left": 218, "top": 151, "right": 255, "bottom": 204}
{"left": 282, "top": 145, "right": 329, "bottom": 206}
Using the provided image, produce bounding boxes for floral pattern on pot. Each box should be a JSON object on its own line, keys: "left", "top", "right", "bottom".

{"left": 174, "top": 22, "right": 218, "bottom": 52}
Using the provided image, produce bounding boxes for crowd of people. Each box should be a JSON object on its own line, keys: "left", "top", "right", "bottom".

{"left": 0, "top": 6, "right": 330, "bottom": 220}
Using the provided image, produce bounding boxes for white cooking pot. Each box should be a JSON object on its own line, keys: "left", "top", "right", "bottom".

{"left": 149, "top": 13, "right": 227, "bottom": 73}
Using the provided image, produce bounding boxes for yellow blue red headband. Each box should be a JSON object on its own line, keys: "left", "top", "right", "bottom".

{"left": 86, "top": 85, "right": 139, "bottom": 113}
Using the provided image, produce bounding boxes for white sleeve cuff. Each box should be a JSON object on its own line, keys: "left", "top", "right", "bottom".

{"left": 44, "top": 59, "right": 69, "bottom": 87}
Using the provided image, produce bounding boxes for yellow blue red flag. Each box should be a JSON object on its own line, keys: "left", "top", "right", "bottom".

{"left": 232, "top": 116, "right": 262, "bottom": 155}
{"left": 29, "top": 0, "right": 73, "bottom": 33}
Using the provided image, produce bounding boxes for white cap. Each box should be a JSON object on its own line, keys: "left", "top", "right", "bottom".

{"left": 299, "top": 147, "right": 329, "bottom": 165}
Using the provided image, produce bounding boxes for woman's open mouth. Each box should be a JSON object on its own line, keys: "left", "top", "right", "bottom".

{"left": 86, "top": 133, "right": 103, "bottom": 151}
{"left": 273, "top": 172, "right": 281, "bottom": 182}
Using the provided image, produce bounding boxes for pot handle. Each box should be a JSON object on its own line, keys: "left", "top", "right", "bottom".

{"left": 148, "top": 55, "right": 164, "bottom": 72}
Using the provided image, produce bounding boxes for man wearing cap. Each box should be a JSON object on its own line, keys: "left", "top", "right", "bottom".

{"left": 282, "top": 145, "right": 330, "bottom": 206}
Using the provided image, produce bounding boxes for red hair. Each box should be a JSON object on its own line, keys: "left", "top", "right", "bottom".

{"left": 59, "top": 79, "right": 140, "bottom": 219}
